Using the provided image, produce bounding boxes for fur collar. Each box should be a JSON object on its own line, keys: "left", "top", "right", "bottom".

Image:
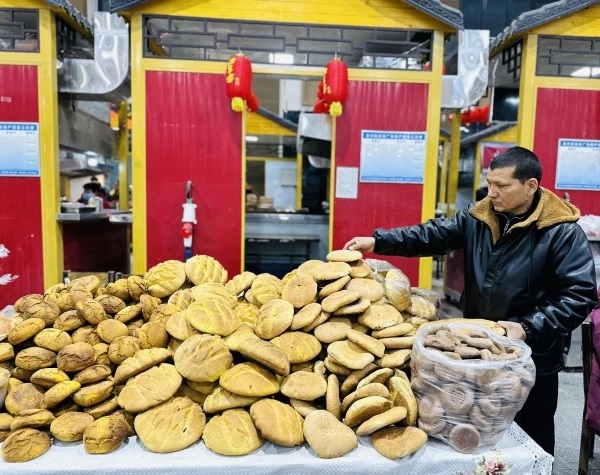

{"left": 469, "top": 187, "right": 580, "bottom": 244}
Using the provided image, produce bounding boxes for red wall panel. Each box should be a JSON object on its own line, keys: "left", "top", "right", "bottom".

{"left": 0, "top": 65, "right": 43, "bottom": 307}
{"left": 145, "top": 72, "right": 243, "bottom": 275}
{"left": 333, "top": 81, "right": 429, "bottom": 285}
{"left": 534, "top": 88, "right": 600, "bottom": 215}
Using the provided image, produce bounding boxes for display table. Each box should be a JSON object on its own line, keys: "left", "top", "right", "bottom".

{"left": 0, "top": 423, "right": 552, "bottom": 474}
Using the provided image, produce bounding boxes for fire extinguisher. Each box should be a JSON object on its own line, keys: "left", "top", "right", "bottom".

{"left": 181, "top": 180, "right": 197, "bottom": 261}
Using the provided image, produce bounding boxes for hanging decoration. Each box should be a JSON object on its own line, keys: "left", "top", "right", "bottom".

{"left": 246, "top": 92, "right": 260, "bottom": 113}
{"left": 461, "top": 104, "right": 490, "bottom": 125}
{"left": 225, "top": 53, "right": 258, "bottom": 113}
{"left": 322, "top": 57, "right": 348, "bottom": 117}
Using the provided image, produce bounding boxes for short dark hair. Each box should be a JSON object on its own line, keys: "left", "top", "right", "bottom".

{"left": 489, "top": 146, "right": 542, "bottom": 184}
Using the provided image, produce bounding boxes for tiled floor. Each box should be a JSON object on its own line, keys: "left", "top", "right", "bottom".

{"left": 431, "top": 275, "right": 600, "bottom": 474}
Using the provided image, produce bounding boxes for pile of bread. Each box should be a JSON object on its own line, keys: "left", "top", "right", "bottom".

{"left": 410, "top": 321, "right": 535, "bottom": 454}
{"left": 0, "top": 250, "right": 438, "bottom": 463}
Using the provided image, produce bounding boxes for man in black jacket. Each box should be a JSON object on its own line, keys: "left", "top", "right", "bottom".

{"left": 344, "top": 146, "right": 598, "bottom": 456}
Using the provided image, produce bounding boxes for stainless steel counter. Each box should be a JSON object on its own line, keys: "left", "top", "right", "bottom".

{"left": 245, "top": 213, "right": 329, "bottom": 262}
{"left": 245, "top": 213, "right": 329, "bottom": 225}
{"left": 57, "top": 212, "right": 132, "bottom": 223}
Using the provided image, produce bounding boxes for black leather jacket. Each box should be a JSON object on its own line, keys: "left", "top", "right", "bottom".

{"left": 373, "top": 188, "right": 598, "bottom": 375}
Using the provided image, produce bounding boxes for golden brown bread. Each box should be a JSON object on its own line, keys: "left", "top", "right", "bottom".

{"left": 270, "top": 331, "right": 322, "bottom": 364}
{"left": 185, "top": 254, "right": 228, "bottom": 285}
{"left": 356, "top": 406, "right": 408, "bottom": 436}
{"left": 50, "top": 411, "right": 95, "bottom": 441}
{"left": 33, "top": 328, "right": 72, "bottom": 352}
{"left": 238, "top": 337, "right": 290, "bottom": 376}
{"left": 174, "top": 334, "right": 232, "bottom": 383}
{"left": 371, "top": 426, "right": 428, "bottom": 459}
{"left": 203, "top": 386, "right": 261, "bottom": 414}
{"left": 14, "top": 347, "right": 57, "bottom": 371}
{"left": 1, "top": 428, "right": 51, "bottom": 462}
{"left": 281, "top": 274, "right": 318, "bottom": 309}
{"left": 303, "top": 410, "right": 357, "bottom": 459}
{"left": 280, "top": 371, "right": 327, "bottom": 401}
{"left": 254, "top": 299, "right": 294, "bottom": 340}
{"left": 344, "top": 395, "right": 392, "bottom": 427}
{"left": 4, "top": 383, "right": 44, "bottom": 416}
{"left": 41, "top": 380, "right": 81, "bottom": 409}
{"left": 144, "top": 260, "right": 186, "bottom": 298}
{"left": 72, "top": 380, "right": 114, "bottom": 407}
{"left": 57, "top": 342, "right": 96, "bottom": 373}
{"left": 117, "top": 363, "right": 182, "bottom": 413}
{"left": 113, "top": 347, "right": 172, "bottom": 385}
{"left": 83, "top": 414, "right": 129, "bottom": 454}
{"left": 203, "top": 409, "right": 264, "bottom": 456}
{"left": 388, "top": 375, "right": 418, "bottom": 426}
{"left": 219, "top": 362, "right": 279, "bottom": 397}
{"left": 327, "top": 340, "right": 375, "bottom": 370}
{"left": 134, "top": 397, "right": 206, "bottom": 453}
{"left": 250, "top": 399, "right": 304, "bottom": 447}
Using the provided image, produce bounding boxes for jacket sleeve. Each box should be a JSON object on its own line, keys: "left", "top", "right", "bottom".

{"left": 372, "top": 206, "right": 469, "bottom": 257}
{"left": 520, "top": 224, "right": 598, "bottom": 352}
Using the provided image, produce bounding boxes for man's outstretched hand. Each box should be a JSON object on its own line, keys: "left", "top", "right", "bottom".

{"left": 497, "top": 321, "right": 526, "bottom": 340}
{"left": 343, "top": 237, "right": 375, "bottom": 254}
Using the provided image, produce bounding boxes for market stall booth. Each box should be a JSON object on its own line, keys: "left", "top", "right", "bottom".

{"left": 0, "top": 0, "right": 92, "bottom": 306}
{"left": 111, "top": 0, "right": 461, "bottom": 288}
{"left": 490, "top": 0, "right": 600, "bottom": 215}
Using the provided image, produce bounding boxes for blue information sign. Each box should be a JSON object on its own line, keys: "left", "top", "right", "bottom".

{"left": 0, "top": 122, "right": 40, "bottom": 177}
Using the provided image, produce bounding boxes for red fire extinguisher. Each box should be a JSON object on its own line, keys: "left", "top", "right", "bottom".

{"left": 181, "top": 181, "right": 197, "bottom": 260}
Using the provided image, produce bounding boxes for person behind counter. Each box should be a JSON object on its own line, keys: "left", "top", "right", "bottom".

{"left": 77, "top": 184, "right": 95, "bottom": 204}
{"left": 77, "top": 182, "right": 113, "bottom": 209}
{"left": 343, "top": 146, "right": 598, "bottom": 456}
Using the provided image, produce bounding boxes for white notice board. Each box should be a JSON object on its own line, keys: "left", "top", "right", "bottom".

{"left": 359, "top": 130, "right": 426, "bottom": 183}
{"left": 0, "top": 122, "right": 40, "bottom": 176}
{"left": 335, "top": 166, "right": 358, "bottom": 199}
{"left": 556, "top": 138, "right": 600, "bottom": 190}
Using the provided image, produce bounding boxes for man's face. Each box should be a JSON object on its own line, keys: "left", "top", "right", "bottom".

{"left": 486, "top": 166, "right": 538, "bottom": 214}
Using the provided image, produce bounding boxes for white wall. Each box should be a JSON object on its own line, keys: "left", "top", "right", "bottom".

{"left": 265, "top": 161, "right": 297, "bottom": 210}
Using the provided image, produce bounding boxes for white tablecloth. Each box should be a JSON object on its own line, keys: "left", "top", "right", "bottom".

{"left": 0, "top": 423, "right": 553, "bottom": 474}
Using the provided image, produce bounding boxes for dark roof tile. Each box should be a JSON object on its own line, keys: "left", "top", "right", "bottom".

{"left": 491, "top": 0, "right": 599, "bottom": 52}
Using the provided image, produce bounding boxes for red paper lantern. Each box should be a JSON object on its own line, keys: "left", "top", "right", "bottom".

{"left": 323, "top": 58, "right": 348, "bottom": 117}
{"left": 246, "top": 92, "right": 260, "bottom": 112}
{"left": 313, "top": 99, "right": 330, "bottom": 114}
{"left": 461, "top": 108, "right": 472, "bottom": 125}
{"left": 225, "top": 53, "right": 253, "bottom": 112}
{"left": 317, "top": 82, "right": 325, "bottom": 100}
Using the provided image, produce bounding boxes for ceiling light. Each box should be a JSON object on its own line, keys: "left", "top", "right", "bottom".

{"left": 269, "top": 53, "right": 294, "bottom": 65}
{"left": 571, "top": 67, "right": 600, "bottom": 77}
{"left": 245, "top": 136, "right": 259, "bottom": 142}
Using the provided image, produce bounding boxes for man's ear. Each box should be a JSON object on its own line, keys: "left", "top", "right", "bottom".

{"left": 528, "top": 178, "right": 539, "bottom": 195}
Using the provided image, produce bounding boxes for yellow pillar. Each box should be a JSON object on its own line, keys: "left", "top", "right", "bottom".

{"left": 328, "top": 117, "right": 337, "bottom": 253}
{"left": 240, "top": 108, "right": 247, "bottom": 273}
{"left": 118, "top": 101, "right": 129, "bottom": 212}
{"left": 438, "top": 139, "right": 449, "bottom": 210}
{"left": 447, "top": 110, "right": 461, "bottom": 217}
{"left": 296, "top": 152, "right": 302, "bottom": 210}
{"left": 131, "top": 14, "right": 147, "bottom": 275}
{"left": 39, "top": 8, "right": 63, "bottom": 288}
{"left": 418, "top": 29, "right": 444, "bottom": 289}
{"left": 473, "top": 140, "right": 482, "bottom": 201}
{"left": 517, "top": 35, "right": 538, "bottom": 150}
